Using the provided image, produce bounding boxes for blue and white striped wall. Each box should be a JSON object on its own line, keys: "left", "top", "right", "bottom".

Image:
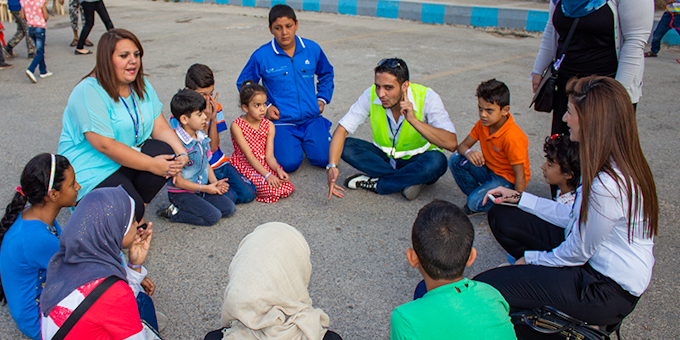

{"left": 184, "top": 0, "right": 680, "bottom": 45}
{"left": 184, "top": 0, "right": 550, "bottom": 31}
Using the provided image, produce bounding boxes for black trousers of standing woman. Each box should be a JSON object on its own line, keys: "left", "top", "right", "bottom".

{"left": 77, "top": 0, "right": 114, "bottom": 50}
{"left": 94, "top": 139, "right": 173, "bottom": 222}
{"left": 473, "top": 205, "right": 639, "bottom": 335}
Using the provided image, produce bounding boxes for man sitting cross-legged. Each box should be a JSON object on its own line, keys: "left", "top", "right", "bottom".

{"left": 326, "top": 58, "right": 457, "bottom": 200}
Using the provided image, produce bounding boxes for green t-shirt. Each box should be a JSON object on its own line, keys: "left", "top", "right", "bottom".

{"left": 390, "top": 278, "right": 516, "bottom": 340}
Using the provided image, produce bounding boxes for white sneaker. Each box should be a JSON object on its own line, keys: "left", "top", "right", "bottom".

{"left": 343, "top": 173, "right": 378, "bottom": 193}
{"left": 25, "top": 70, "right": 37, "bottom": 83}
{"left": 40, "top": 71, "right": 53, "bottom": 78}
{"left": 155, "top": 311, "right": 169, "bottom": 332}
{"left": 402, "top": 184, "right": 424, "bottom": 200}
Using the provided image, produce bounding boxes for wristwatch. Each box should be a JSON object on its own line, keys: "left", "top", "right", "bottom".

{"left": 325, "top": 163, "right": 337, "bottom": 170}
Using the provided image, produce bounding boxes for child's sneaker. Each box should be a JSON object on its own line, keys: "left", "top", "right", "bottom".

{"left": 155, "top": 312, "right": 169, "bottom": 332}
{"left": 40, "top": 71, "right": 53, "bottom": 78}
{"left": 156, "top": 204, "right": 178, "bottom": 220}
{"left": 0, "top": 62, "right": 13, "bottom": 70}
{"left": 402, "top": 184, "right": 423, "bottom": 200}
{"left": 27, "top": 52, "right": 35, "bottom": 59}
{"left": 463, "top": 204, "right": 486, "bottom": 217}
{"left": 344, "top": 173, "right": 378, "bottom": 193}
{"left": 25, "top": 70, "right": 37, "bottom": 83}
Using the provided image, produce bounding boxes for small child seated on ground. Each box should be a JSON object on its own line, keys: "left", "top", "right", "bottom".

{"left": 542, "top": 133, "right": 580, "bottom": 205}
{"left": 448, "top": 79, "right": 530, "bottom": 215}
{"left": 391, "top": 200, "right": 516, "bottom": 340}
{"left": 167, "top": 63, "right": 257, "bottom": 205}
{"left": 230, "top": 81, "right": 294, "bottom": 203}
{"left": 161, "top": 89, "right": 235, "bottom": 226}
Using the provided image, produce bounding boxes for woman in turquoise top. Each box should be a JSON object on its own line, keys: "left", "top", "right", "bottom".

{"left": 58, "top": 28, "right": 189, "bottom": 224}
{"left": 0, "top": 153, "right": 80, "bottom": 340}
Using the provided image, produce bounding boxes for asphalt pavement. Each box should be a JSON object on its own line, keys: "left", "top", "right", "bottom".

{"left": 0, "top": 0, "right": 679, "bottom": 338}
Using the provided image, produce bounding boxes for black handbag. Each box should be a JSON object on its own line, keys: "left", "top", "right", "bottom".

{"left": 530, "top": 18, "right": 580, "bottom": 113}
{"left": 511, "top": 306, "right": 612, "bottom": 340}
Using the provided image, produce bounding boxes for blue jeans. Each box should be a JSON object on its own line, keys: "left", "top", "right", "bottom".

{"left": 27, "top": 26, "right": 46, "bottom": 74}
{"left": 168, "top": 191, "right": 235, "bottom": 226}
{"left": 213, "top": 163, "right": 256, "bottom": 204}
{"left": 273, "top": 116, "right": 332, "bottom": 173}
{"left": 136, "top": 292, "right": 158, "bottom": 331}
{"left": 341, "top": 137, "right": 447, "bottom": 195}
{"left": 651, "top": 11, "right": 680, "bottom": 54}
{"left": 448, "top": 153, "right": 514, "bottom": 212}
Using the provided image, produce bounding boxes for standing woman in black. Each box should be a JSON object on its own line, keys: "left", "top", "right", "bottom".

{"left": 74, "top": 0, "right": 114, "bottom": 55}
{"left": 531, "top": 0, "right": 653, "bottom": 136}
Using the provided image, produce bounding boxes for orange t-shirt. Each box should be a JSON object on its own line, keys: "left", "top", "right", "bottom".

{"left": 469, "top": 113, "right": 530, "bottom": 184}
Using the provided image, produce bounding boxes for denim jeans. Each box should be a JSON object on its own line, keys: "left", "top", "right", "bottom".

{"left": 341, "top": 137, "right": 447, "bottom": 195}
{"left": 8, "top": 11, "right": 36, "bottom": 54}
{"left": 448, "top": 153, "right": 514, "bottom": 212}
{"left": 27, "top": 26, "right": 46, "bottom": 75}
{"left": 136, "top": 292, "right": 158, "bottom": 331}
{"left": 651, "top": 11, "right": 680, "bottom": 54}
{"left": 168, "top": 191, "right": 235, "bottom": 226}
{"left": 213, "top": 163, "right": 256, "bottom": 204}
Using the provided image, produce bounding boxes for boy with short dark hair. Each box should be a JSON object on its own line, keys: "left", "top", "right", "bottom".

{"left": 391, "top": 200, "right": 516, "bottom": 340}
{"left": 168, "top": 64, "right": 256, "bottom": 206}
{"left": 448, "top": 79, "right": 530, "bottom": 215}
{"left": 160, "top": 89, "right": 235, "bottom": 226}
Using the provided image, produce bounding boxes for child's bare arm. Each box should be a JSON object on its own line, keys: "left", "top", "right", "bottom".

{"left": 264, "top": 123, "right": 283, "bottom": 177}
{"left": 231, "top": 121, "right": 270, "bottom": 177}
{"left": 512, "top": 163, "right": 526, "bottom": 192}
{"left": 42, "top": 2, "right": 48, "bottom": 21}
{"left": 457, "top": 135, "right": 484, "bottom": 166}
{"left": 208, "top": 166, "right": 229, "bottom": 194}
{"left": 20, "top": 7, "right": 25, "bottom": 19}
{"left": 205, "top": 94, "right": 220, "bottom": 153}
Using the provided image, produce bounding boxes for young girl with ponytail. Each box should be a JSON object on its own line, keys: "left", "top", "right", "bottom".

{"left": 0, "top": 153, "right": 80, "bottom": 340}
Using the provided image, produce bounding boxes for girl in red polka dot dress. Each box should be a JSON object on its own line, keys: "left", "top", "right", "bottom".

{"left": 230, "top": 81, "right": 294, "bottom": 203}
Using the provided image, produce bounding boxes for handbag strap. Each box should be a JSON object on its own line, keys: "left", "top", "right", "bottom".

{"left": 51, "top": 275, "right": 122, "bottom": 340}
{"left": 553, "top": 17, "right": 580, "bottom": 72}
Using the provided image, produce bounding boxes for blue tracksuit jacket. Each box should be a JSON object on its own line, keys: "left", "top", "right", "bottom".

{"left": 236, "top": 36, "right": 334, "bottom": 125}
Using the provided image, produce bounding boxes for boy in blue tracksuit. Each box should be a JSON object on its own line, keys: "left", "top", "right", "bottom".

{"left": 237, "top": 4, "right": 334, "bottom": 173}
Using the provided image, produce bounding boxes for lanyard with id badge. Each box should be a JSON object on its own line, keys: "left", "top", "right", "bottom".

{"left": 119, "top": 84, "right": 145, "bottom": 152}
{"left": 386, "top": 111, "right": 404, "bottom": 169}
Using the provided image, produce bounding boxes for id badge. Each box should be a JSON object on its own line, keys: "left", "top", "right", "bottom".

{"left": 390, "top": 157, "right": 397, "bottom": 169}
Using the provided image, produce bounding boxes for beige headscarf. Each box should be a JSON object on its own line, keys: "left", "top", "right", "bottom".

{"left": 220, "top": 222, "right": 330, "bottom": 340}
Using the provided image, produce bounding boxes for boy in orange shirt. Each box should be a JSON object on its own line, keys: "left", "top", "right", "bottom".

{"left": 448, "top": 79, "right": 530, "bottom": 215}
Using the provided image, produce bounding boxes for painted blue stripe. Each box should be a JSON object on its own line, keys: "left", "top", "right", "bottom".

{"left": 377, "top": 0, "right": 399, "bottom": 19}
{"left": 271, "top": 0, "right": 286, "bottom": 5}
{"left": 421, "top": 3, "right": 445, "bottom": 24}
{"left": 470, "top": 7, "right": 498, "bottom": 27}
{"left": 526, "top": 10, "right": 549, "bottom": 32}
{"left": 192, "top": 0, "right": 204, "bottom": 3}
{"left": 303, "top": 0, "right": 320, "bottom": 11}
{"left": 338, "top": 0, "right": 357, "bottom": 15}
{"left": 242, "top": 0, "right": 256, "bottom": 6}
{"left": 215, "top": 0, "right": 228, "bottom": 3}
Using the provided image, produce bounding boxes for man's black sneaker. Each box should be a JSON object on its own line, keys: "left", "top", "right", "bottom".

{"left": 0, "top": 62, "right": 13, "bottom": 70}
{"left": 344, "top": 173, "right": 378, "bottom": 193}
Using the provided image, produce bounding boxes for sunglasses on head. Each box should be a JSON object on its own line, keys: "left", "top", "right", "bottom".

{"left": 377, "top": 58, "right": 402, "bottom": 69}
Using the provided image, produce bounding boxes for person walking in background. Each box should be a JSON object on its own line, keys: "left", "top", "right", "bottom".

{"left": 645, "top": 0, "right": 680, "bottom": 57}
{"left": 3, "top": 0, "right": 36, "bottom": 60}
{"left": 75, "top": 0, "right": 114, "bottom": 55}
{"left": 21, "top": 0, "right": 52, "bottom": 83}
{"left": 60, "top": 0, "right": 93, "bottom": 47}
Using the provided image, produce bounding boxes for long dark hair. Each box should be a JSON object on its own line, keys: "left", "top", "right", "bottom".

{"left": 566, "top": 76, "right": 658, "bottom": 240}
{"left": 85, "top": 28, "right": 146, "bottom": 102}
{"left": 0, "top": 153, "right": 71, "bottom": 304}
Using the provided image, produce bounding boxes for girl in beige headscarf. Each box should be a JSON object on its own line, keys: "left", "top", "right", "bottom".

{"left": 205, "top": 222, "right": 342, "bottom": 340}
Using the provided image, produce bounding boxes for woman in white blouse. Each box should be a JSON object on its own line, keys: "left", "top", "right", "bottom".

{"left": 475, "top": 75, "right": 658, "bottom": 333}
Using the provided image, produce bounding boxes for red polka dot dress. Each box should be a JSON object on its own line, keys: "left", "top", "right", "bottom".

{"left": 230, "top": 117, "right": 295, "bottom": 203}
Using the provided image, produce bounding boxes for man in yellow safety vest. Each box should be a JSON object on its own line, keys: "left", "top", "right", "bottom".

{"left": 325, "top": 58, "right": 458, "bottom": 200}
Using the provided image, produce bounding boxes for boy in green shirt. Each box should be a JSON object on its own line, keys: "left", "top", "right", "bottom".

{"left": 391, "top": 200, "right": 516, "bottom": 340}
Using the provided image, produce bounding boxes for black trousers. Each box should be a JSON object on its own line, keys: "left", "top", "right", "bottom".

{"left": 77, "top": 0, "right": 114, "bottom": 49}
{"left": 94, "top": 139, "right": 172, "bottom": 222}
{"left": 474, "top": 205, "right": 639, "bottom": 331}
{"left": 204, "top": 329, "right": 342, "bottom": 340}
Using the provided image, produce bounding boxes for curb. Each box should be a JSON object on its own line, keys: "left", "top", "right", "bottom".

{"left": 181, "top": 0, "right": 680, "bottom": 46}
{"left": 181, "top": 0, "right": 550, "bottom": 31}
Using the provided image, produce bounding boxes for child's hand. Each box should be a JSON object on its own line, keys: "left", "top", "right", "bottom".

{"left": 465, "top": 150, "right": 485, "bottom": 167}
{"left": 215, "top": 178, "right": 229, "bottom": 194}
{"left": 203, "top": 182, "right": 223, "bottom": 195}
{"left": 266, "top": 173, "right": 282, "bottom": 189}
{"left": 276, "top": 168, "right": 289, "bottom": 182}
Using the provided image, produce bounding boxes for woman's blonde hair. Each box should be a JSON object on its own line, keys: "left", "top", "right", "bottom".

{"left": 566, "top": 75, "right": 658, "bottom": 240}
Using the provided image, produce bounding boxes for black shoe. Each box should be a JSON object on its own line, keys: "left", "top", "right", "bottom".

{"left": 27, "top": 52, "right": 36, "bottom": 59}
{"left": 156, "top": 204, "right": 178, "bottom": 219}
{"left": 344, "top": 173, "right": 378, "bottom": 193}
{"left": 463, "top": 204, "right": 486, "bottom": 217}
{"left": 0, "top": 62, "right": 13, "bottom": 70}
{"left": 2, "top": 46, "right": 14, "bottom": 59}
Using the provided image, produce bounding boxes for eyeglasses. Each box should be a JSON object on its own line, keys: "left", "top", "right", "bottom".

{"left": 377, "top": 58, "right": 402, "bottom": 69}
